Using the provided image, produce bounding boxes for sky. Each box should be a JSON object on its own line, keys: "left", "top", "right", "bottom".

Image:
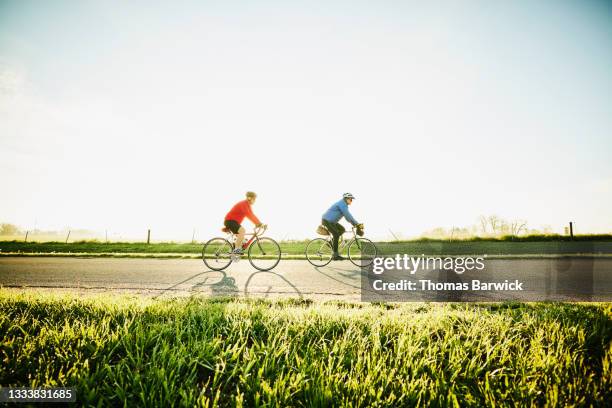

{"left": 1, "top": 0, "right": 611, "bottom": 241}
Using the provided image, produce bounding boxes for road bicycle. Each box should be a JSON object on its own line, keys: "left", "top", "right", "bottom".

{"left": 305, "top": 225, "right": 377, "bottom": 267}
{"left": 202, "top": 224, "right": 281, "bottom": 271}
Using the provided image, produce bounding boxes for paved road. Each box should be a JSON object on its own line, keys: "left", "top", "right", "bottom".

{"left": 0, "top": 257, "right": 364, "bottom": 301}
{"left": 0, "top": 257, "right": 610, "bottom": 301}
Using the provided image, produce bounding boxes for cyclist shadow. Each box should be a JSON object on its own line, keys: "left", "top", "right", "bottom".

{"left": 153, "top": 270, "right": 237, "bottom": 299}
{"left": 313, "top": 264, "right": 366, "bottom": 290}
{"left": 202, "top": 274, "right": 240, "bottom": 298}
{"left": 244, "top": 271, "right": 303, "bottom": 299}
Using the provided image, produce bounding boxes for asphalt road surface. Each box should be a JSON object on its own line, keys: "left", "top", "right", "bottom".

{"left": 0, "top": 257, "right": 610, "bottom": 301}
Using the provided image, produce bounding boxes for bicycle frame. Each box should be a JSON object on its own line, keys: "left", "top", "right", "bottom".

{"left": 225, "top": 225, "right": 268, "bottom": 250}
{"left": 326, "top": 226, "right": 359, "bottom": 251}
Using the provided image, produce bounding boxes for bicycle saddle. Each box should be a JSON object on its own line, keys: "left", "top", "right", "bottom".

{"left": 221, "top": 227, "right": 231, "bottom": 233}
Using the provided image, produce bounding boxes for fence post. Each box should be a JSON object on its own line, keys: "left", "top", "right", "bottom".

{"left": 569, "top": 222, "right": 574, "bottom": 240}
{"left": 147, "top": 229, "right": 151, "bottom": 244}
{"left": 24, "top": 231, "right": 29, "bottom": 242}
{"left": 65, "top": 230, "right": 71, "bottom": 243}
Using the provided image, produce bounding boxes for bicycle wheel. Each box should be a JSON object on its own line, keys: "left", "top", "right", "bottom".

{"left": 248, "top": 237, "right": 281, "bottom": 271}
{"left": 305, "top": 238, "right": 333, "bottom": 267}
{"left": 348, "top": 238, "right": 377, "bottom": 267}
{"left": 202, "top": 237, "right": 233, "bottom": 271}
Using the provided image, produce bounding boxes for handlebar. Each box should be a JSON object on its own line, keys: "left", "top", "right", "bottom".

{"left": 255, "top": 224, "right": 268, "bottom": 235}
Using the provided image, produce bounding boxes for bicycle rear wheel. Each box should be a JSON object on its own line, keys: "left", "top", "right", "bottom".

{"left": 248, "top": 237, "right": 281, "bottom": 271}
{"left": 202, "top": 237, "right": 233, "bottom": 271}
{"left": 348, "top": 238, "right": 377, "bottom": 267}
{"left": 305, "top": 238, "right": 333, "bottom": 267}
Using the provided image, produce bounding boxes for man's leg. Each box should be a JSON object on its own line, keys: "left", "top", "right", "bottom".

{"left": 235, "top": 226, "right": 246, "bottom": 251}
{"left": 330, "top": 228, "right": 340, "bottom": 253}
{"left": 322, "top": 220, "right": 338, "bottom": 252}
{"left": 333, "top": 223, "right": 346, "bottom": 257}
{"left": 323, "top": 220, "right": 344, "bottom": 258}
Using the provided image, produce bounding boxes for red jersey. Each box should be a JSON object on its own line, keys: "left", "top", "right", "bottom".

{"left": 225, "top": 200, "right": 261, "bottom": 225}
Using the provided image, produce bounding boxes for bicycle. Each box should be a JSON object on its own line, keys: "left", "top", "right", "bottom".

{"left": 202, "top": 224, "right": 281, "bottom": 271}
{"left": 305, "top": 225, "right": 377, "bottom": 267}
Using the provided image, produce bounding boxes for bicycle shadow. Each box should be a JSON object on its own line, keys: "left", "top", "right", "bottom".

{"left": 313, "top": 263, "right": 366, "bottom": 290}
{"left": 244, "top": 270, "right": 303, "bottom": 299}
{"left": 153, "top": 270, "right": 230, "bottom": 299}
{"left": 202, "top": 274, "right": 240, "bottom": 298}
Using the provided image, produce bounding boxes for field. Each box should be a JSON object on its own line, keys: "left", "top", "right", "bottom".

{"left": 1, "top": 238, "right": 612, "bottom": 259}
{"left": 1, "top": 291, "right": 610, "bottom": 406}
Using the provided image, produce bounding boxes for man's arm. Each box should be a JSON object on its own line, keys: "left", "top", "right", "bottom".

{"left": 339, "top": 202, "right": 359, "bottom": 226}
{"left": 244, "top": 202, "right": 262, "bottom": 226}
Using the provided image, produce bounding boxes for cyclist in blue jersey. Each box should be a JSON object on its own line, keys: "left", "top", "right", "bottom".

{"left": 321, "top": 193, "right": 363, "bottom": 260}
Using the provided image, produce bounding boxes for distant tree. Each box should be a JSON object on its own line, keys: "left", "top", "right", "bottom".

{"left": 541, "top": 225, "right": 554, "bottom": 234}
{"left": 0, "top": 223, "right": 20, "bottom": 236}
{"left": 487, "top": 215, "right": 501, "bottom": 235}
{"left": 421, "top": 217, "right": 535, "bottom": 239}
{"left": 479, "top": 216, "right": 488, "bottom": 235}
{"left": 422, "top": 227, "right": 449, "bottom": 239}
{"left": 454, "top": 227, "right": 471, "bottom": 239}
{"left": 469, "top": 225, "right": 479, "bottom": 236}
{"left": 510, "top": 220, "right": 527, "bottom": 236}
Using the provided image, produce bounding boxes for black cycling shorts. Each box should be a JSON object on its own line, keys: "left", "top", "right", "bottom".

{"left": 322, "top": 219, "right": 345, "bottom": 236}
{"left": 224, "top": 220, "right": 241, "bottom": 234}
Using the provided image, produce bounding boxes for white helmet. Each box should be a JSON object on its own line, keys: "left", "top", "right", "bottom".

{"left": 343, "top": 193, "right": 355, "bottom": 199}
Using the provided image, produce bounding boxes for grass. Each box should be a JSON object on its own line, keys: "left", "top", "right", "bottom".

{"left": 1, "top": 239, "right": 611, "bottom": 258}
{"left": 1, "top": 291, "right": 610, "bottom": 406}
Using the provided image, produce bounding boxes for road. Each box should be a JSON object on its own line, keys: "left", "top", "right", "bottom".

{"left": 0, "top": 257, "right": 610, "bottom": 301}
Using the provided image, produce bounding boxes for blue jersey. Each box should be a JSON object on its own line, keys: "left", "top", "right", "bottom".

{"left": 322, "top": 199, "right": 359, "bottom": 226}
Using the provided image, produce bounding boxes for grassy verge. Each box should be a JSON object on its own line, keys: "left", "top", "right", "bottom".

{"left": 1, "top": 291, "right": 610, "bottom": 406}
{"left": 1, "top": 239, "right": 612, "bottom": 258}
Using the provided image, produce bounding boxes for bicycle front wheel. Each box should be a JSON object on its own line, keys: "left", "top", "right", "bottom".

{"left": 248, "top": 237, "right": 281, "bottom": 271}
{"left": 348, "top": 238, "right": 377, "bottom": 267}
{"left": 305, "top": 238, "right": 333, "bottom": 267}
{"left": 202, "top": 237, "right": 233, "bottom": 271}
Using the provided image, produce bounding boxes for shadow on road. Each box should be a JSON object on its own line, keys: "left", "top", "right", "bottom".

{"left": 244, "top": 271, "right": 303, "bottom": 299}
{"left": 314, "top": 263, "right": 365, "bottom": 290}
{"left": 153, "top": 270, "right": 228, "bottom": 299}
{"left": 205, "top": 275, "right": 240, "bottom": 298}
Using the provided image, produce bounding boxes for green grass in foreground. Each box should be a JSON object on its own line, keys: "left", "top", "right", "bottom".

{"left": 1, "top": 292, "right": 610, "bottom": 407}
{"left": 1, "top": 238, "right": 612, "bottom": 257}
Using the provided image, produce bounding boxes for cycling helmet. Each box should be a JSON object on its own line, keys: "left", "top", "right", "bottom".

{"left": 343, "top": 193, "right": 355, "bottom": 199}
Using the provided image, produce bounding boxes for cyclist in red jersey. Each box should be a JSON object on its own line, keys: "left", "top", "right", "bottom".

{"left": 224, "top": 191, "right": 264, "bottom": 254}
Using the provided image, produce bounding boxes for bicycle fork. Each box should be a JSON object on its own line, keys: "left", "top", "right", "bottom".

{"left": 254, "top": 238, "right": 267, "bottom": 256}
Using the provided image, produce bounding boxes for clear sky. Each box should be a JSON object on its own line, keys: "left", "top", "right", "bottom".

{"left": 1, "top": 0, "right": 611, "bottom": 240}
